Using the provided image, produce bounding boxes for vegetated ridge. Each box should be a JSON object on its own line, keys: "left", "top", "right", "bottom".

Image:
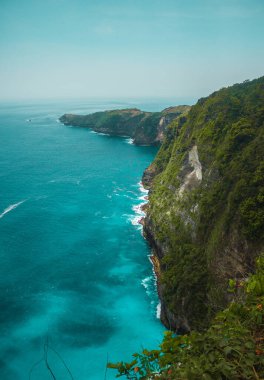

{"left": 59, "top": 105, "right": 190, "bottom": 145}
{"left": 108, "top": 76, "right": 264, "bottom": 379}
{"left": 142, "top": 76, "right": 264, "bottom": 333}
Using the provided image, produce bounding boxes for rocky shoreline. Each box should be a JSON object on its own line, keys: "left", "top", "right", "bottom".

{"left": 140, "top": 178, "right": 191, "bottom": 333}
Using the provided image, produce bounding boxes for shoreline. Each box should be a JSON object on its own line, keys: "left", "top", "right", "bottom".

{"left": 131, "top": 181, "right": 162, "bottom": 320}
{"left": 137, "top": 181, "right": 163, "bottom": 321}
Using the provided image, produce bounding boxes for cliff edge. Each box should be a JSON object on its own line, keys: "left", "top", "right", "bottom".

{"left": 142, "top": 77, "right": 264, "bottom": 332}
{"left": 59, "top": 106, "right": 190, "bottom": 146}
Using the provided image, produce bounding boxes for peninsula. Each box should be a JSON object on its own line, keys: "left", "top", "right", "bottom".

{"left": 59, "top": 105, "right": 190, "bottom": 145}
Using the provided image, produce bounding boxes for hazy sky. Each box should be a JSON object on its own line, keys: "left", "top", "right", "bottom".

{"left": 0, "top": 0, "right": 263, "bottom": 101}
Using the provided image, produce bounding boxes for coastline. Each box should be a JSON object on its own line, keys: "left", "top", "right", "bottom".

{"left": 136, "top": 181, "right": 163, "bottom": 322}
{"left": 131, "top": 181, "right": 162, "bottom": 320}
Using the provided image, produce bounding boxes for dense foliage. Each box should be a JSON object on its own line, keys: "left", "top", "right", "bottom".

{"left": 60, "top": 106, "right": 190, "bottom": 145}
{"left": 144, "top": 77, "right": 264, "bottom": 329}
{"left": 108, "top": 255, "right": 264, "bottom": 379}
{"left": 107, "top": 78, "right": 264, "bottom": 378}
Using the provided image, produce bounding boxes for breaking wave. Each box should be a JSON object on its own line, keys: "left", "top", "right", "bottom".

{"left": 0, "top": 200, "right": 26, "bottom": 219}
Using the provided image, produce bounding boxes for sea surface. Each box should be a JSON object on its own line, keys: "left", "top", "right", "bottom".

{"left": 0, "top": 99, "right": 169, "bottom": 380}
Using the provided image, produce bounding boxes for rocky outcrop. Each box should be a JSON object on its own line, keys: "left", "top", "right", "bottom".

{"left": 142, "top": 76, "right": 264, "bottom": 332}
{"left": 59, "top": 106, "right": 190, "bottom": 146}
{"left": 178, "top": 145, "right": 202, "bottom": 196}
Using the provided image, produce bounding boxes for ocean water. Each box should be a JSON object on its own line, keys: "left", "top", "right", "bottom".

{"left": 0, "top": 99, "right": 167, "bottom": 380}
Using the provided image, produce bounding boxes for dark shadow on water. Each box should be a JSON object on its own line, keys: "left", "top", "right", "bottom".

{"left": 57, "top": 317, "right": 117, "bottom": 348}
{"left": 0, "top": 294, "right": 38, "bottom": 332}
{"left": 0, "top": 358, "right": 20, "bottom": 380}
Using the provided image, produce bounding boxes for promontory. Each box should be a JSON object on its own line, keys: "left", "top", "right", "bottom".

{"left": 59, "top": 105, "right": 190, "bottom": 146}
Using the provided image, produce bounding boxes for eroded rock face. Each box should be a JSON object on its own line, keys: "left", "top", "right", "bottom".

{"left": 179, "top": 145, "right": 202, "bottom": 196}
{"left": 142, "top": 164, "right": 158, "bottom": 189}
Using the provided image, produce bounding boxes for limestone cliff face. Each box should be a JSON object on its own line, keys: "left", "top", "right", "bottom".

{"left": 143, "top": 77, "right": 264, "bottom": 332}
{"left": 59, "top": 106, "right": 190, "bottom": 146}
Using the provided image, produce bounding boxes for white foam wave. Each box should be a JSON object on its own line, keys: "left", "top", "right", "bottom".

{"left": 97, "top": 132, "right": 110, "bottom": 136}
{"left": 126, "top": 138, "right": 134, "bottom": 145}
{"left": 147, "top": 255, "right": 161, "bottom": 318}
{"left": 125, "top": 214, "right": 143, "bottom": 230}
{"left": 138, "top": 181, "right": 149, "bottom": 194}
{"left": 127, "top": 190, "right": 137, "bottom": 195}
{"left": 156, "top": 303, "right": 161, "bottom": 319}
{"left": 123, "top": 194, "right": 134, "bottom": 199}
{"left": 130, "top": 215, "right": 142, "bottom": 226}
{"left": 141, "top": 276, "right": 152, "bottom": 289}
{"left": 0, "top": 200, "right": 26, "bottom": 219}
{"left": 142, "top": 275, "right": 161, "bottom": 317}
{"left": 141, "top": 276, "right": 153, "bottom": 296}
{"left": 128, "top": 182, "right": 149, "bottom": 230}
{"left": 114, "top": 186, "right": 135, "bottom": 200}
{"left": 132, "top": 204, "right": 146, "bottom": 216}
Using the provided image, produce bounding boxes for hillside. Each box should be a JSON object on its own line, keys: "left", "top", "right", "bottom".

{"left": 142, "top": 76, "right": 264, "bottom": 332}
{"left": 108, "top": 76, "right": 264, "bottom": 379}
{"left": 59, "top": 106, "right": 190, "bottom": 145}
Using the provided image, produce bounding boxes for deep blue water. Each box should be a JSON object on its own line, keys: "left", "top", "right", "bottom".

{"left": 0, "top": 99, "right": 168, "bottom": 380}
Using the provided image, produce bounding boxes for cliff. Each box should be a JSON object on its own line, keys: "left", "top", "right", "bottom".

{"left": 59, "top": 105, "right": 190, "bottom": 146}
{"left": 142, "top": 77, "right": 264, "bottom": 332}
{"left": 109, "top": 255, "right": 264, "bottom": 378}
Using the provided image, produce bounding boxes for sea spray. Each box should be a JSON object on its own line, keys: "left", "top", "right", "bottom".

{"left": 129, "top": 182, "right": 161, "bottom": 319}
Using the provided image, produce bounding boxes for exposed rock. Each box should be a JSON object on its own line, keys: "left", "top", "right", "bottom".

{"left": 142, "top": 163, "right": 158, "bottom": 189}
{"left": 178, "top": 145, "right": 202, "bottom": 196}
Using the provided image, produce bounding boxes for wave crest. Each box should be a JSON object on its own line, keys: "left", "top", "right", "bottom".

{"left": 0, "top": 200, "right": 26, "bottom": 219}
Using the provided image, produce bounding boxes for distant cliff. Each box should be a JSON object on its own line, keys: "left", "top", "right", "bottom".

{"left": 59, "top": 105, "right": 190, "bottom": 145}
{"left": 142, "top": 76, "right": 264, "bottom": 332}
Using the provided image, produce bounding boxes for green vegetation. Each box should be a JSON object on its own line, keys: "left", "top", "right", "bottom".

{"left": 108, "top": 255, "right": 264, "bottom": 379}
{"left": 59, "top": 106, "right": 190, "bottom": 145}
{"left": 144, "top": 77, "right": 264, "bottom": 330}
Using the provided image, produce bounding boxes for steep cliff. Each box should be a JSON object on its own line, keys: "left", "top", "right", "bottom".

{"left": 143, "top": 77, "right": 264, "bottom": 332}
{"left": 109, "top": 255, "right": 264, "bottom": 379}
{"left": 59, "top": 106, "right": 190, "bottom": 146}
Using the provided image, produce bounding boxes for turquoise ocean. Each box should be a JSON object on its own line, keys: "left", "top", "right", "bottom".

{"left": 0, "top": 99, "right": 171, "bottom": 380}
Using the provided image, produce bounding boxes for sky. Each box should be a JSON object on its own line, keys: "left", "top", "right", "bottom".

{"left": 0, "top": 0, "right": 263, "bottom": 102}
